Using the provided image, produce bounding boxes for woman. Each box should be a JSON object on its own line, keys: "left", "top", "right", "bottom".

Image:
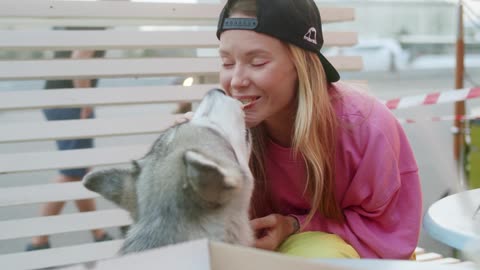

{"left": 216, "top": 0, "right": 422, "bottom": 259}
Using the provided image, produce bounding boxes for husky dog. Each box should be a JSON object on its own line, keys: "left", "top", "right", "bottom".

{"left": 83, "top": 89, "right": 254, "bottom": 254}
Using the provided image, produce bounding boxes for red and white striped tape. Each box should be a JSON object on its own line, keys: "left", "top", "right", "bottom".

{"left": 397, "top": 114, "right": 480, "bottom": 124}
{"left": 384, "top": 87, "right": 480, "bottom": 110}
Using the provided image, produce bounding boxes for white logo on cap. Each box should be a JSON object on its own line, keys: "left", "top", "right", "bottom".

{"left": 303, "top": 27, "right": 317, "bottom": 45}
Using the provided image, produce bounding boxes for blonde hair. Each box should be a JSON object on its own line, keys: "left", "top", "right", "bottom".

{"left": 227, "top": 0, "right": 344, "bottom": 225}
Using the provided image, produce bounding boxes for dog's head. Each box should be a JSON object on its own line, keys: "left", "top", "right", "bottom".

{"left": 83, "top": 88, "right": 252, "bottom": 223}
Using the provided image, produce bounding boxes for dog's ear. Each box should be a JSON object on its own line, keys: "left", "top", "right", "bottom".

{"left": 83, "top": 163, "right": 139, "bottom": 216}
{"left": 184, "top": 150, "right": 239, "bottom": 204}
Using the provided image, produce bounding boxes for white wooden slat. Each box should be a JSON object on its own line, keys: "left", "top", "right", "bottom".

{"left": 0, "top": 1, "right": 353, "bottom": 24}
{"left": 325, "top": 32, "right": 358, "bottom": 47}
{"left": 0, "top": 81, "right": 367, "bottom": 111}
{"left": 320, "top": 7, "right": 355, "bottom": 23}
{"left": 0, "top": 18, "right": 215, "bottom": 28}
{"left": 0, "top": 58, "right": 221, "bottom": 80}
{"left": 0, "top": 85, "right": 216, "bottom": 111}
{"left": 0, "top": 182, "right": 99, "bottom": 207}
{"left": 0, "top": 115, "right": 175, "bottom": 143}
{"left": 0, "top": 145, "right": 150, "bottom": 174}
{"left": 0, "top": 209, "right": 132, "bottom": 241}
{"left": 0, "top": 240, "right": 123, "bottom": 270}
{"left": 0, "top": 81, "right": 365, "bottom": 111}
{"left": 332, "top": 56, "right": 364, "bottom": 71}
{"left": 0, "top": 56, "right": 363, "bottom": 80}
{"left": 0, "top": 30, "right": 357, "bottom": 50}
{"left": 0, "top": 30, "right": 219, "bottom": 50}
{"left": 0, "top": 1, "right": 222, "bottom": 21}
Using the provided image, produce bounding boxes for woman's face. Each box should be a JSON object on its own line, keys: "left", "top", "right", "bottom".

{"left": 219, "top": 27, "right": 298, "bottom": 129}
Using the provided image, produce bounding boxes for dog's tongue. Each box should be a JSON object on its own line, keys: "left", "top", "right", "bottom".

{"left": 240, "top": 97, "right": 259, "bottom": 109}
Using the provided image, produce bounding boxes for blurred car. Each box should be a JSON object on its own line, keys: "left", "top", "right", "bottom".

{"left": 324, "top": 38, "right": 410, "bottom": 72}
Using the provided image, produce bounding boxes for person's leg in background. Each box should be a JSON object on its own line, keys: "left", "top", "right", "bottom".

{"left": 26, "top": 169, "right": 112, "bottom": 251}
{"left": 64, "top": 167, "right": 112, "bottom": 242}
{"left": 27, "top": 109, "right": 112, "bottom": 251}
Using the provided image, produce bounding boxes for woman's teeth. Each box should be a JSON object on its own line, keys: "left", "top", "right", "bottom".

{"left": 239, "top": 97, "right": 258, "bottom": 106}
{"left": 240, "top": 98, "right": 254, "bottom": 105}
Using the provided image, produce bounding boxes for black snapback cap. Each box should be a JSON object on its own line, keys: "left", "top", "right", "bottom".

{"left": 216, "top": 0, "right": 340, "bottom": 83}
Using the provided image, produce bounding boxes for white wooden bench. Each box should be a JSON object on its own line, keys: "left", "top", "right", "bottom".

{"left": 0, "top": 1, "right": 360, "bottom": 269}
{"left": 0, "top": 1, "right": 460, "bottom": 269}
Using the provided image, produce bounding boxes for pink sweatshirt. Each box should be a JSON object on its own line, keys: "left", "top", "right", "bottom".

{"left": 255, "top": 83, "right": 422, "bottom": 259}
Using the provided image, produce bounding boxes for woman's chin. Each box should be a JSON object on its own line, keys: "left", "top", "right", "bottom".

{"left": 245, "top": 117, "right": 261, "bottom": 129}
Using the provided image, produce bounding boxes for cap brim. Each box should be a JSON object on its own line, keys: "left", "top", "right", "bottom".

{"left": 317, "top": 52, "right": 340, "bottom": 83}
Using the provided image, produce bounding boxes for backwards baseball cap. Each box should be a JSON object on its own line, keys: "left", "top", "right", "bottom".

{"left": 216, "top": 0, "right": 340, "bottom": 83}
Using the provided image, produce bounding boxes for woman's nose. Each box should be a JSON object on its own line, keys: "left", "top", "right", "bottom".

{"left": 230, "top": 67, "right": 249, "bottom": 89}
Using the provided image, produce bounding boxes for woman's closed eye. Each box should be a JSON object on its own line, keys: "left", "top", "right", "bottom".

{"left": 222, "top": 62, "right": 234, "bottom": 68}
{"left": 221, "top": 57, "right": 235, "bottom": 68}
{"left": 251, "top": 59, "right": 268, "bottom": 67}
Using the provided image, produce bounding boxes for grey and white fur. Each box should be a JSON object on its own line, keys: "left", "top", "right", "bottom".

{"left": 83, "top": 89, "right": 254, "bottom": 254}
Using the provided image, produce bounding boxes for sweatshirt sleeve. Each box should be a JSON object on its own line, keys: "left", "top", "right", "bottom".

{"left": 292, "top": 113, "right": 422, "bottom": 259}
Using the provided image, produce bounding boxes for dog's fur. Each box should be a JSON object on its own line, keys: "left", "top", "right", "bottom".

{"left": 83, "top": 89, "right": 254, "bottom": 254}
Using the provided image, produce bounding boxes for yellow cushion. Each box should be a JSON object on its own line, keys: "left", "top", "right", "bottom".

{"left": 277, "top": 231, "right": 360, "bottom": 259}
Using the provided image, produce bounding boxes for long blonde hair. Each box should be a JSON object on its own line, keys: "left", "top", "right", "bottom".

{"left": 227, "top": 0, "right": 344, "bottom": 225}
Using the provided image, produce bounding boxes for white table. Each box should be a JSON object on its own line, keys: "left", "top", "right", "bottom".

{"left": 319, "top": 259, "right": 477, "bottom": 270}
{"left": 423, "top": 188, "right": 480, "bottom": 250}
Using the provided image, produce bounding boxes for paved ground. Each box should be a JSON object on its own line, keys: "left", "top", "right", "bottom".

{"left": 1, "top": 67, "right": 479, "bottom": 257}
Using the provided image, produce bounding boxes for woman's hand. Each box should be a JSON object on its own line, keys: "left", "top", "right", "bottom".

{"left": 250, "top": 214, "right": 299, "bottom": 251}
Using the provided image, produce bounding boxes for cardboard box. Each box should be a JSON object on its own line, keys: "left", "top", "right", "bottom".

{"left": 64, "top": 239, "right": 476, "bottom": 270}
{"left": 77, "top": 239, "right": 347, "bottom": 270}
